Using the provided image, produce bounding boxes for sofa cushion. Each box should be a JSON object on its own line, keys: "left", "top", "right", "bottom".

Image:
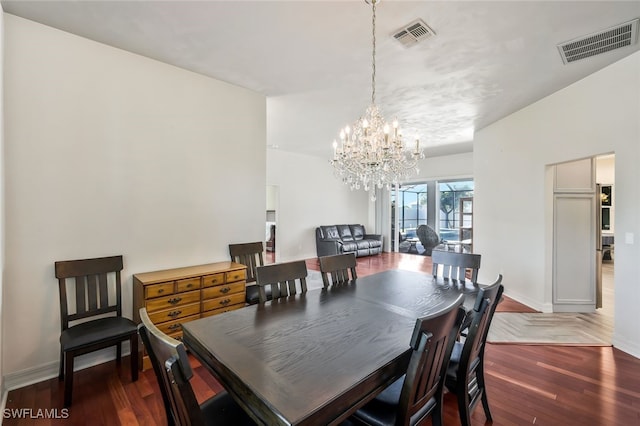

{"left": 350, "top": 225, "right": 365, "bottom": 240}
{"left": 341, "top": 241, "right": 358, "bottom": 252}
{"left": 369, "top": 239, "right": 382, "bottom": 248}
{"left": 321, "top": 225, "right": 340, "bottom": 240}
{"left": 356, "top": 240, "right": 371, "bottom": 250}
{"left": 370, "top": 246, "right": 382, "bottom": 255}
{"left": 357, "top": 248, "right": 370, "bottom": 257}
{"left": 337, "top": 225, "right": 354, "bottom": 242}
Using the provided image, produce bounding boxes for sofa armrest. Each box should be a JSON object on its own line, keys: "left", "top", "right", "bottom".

{"left": 364, "top": 234, "right": 383, "bottom": 242}
{"left": 316, "top": 239, "right": 341, "bottom": 257}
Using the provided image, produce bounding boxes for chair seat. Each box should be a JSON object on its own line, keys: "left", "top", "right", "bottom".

{"left": 351, "top": 376, "right": 404, "bottom": 426}
{"left": 446, "top": 341, "right": 481, "bottom": 389}
{"left": 201, "top": 390, "right": 255, "bottom": 426}
{"left": 60, "top": 317, "right": 137, "bottom": 352}
{"left": 246, "top": 284, "right": 272, "bottom": 305}
{"left": 350, "top": 374, "right": 438, "bottom": 426}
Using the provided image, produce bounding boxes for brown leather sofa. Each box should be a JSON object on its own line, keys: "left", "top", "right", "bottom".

{"left": 315, "top": 224, "right": 383, "bottom": 258}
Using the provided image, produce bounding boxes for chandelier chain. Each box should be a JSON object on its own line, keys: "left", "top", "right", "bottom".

{"left": 371, "top": 0, "right": 376, "bottom": 105}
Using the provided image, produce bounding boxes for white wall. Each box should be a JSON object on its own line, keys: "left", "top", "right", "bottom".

{"left": 266, "top": 149, "right": 370, "bottom": 262}
{"left": 413, "top": 152, "right": 474, "bottom": 182}
{"left": 3, "top": 15, "right": 266, "bottom": 382}
{"left": 474, "top": 51, "right": 640, "bottom": 357}
{"left": 265, "top": 150, "right": 473, "bottom": 261}
{"left": 596, "top": 155, "right": 615, "bottom": 184}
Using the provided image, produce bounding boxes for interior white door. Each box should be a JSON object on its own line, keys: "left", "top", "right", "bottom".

{"left": 552, "top": 158, "right": 596, "bottom": 312}
{"left": 553, "top": 194, "right": 596, "bottom": 311}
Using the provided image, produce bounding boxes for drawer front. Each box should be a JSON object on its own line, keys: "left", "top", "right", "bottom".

{"left": 226, "top": 269, "right": 247, "bottom": 283}
{"left": 145, "top": 282, "right": 175, "bottom": 299}
{"left": 201, "top": 303, "right": 244, "bottom": 318}
{"left": 168, "top": 331, "right": 183, "bottom": 341}
{"left": 202, "top": 292, "right": 245, "bottom": 312}
{"left": 155, "top": 313, "right": 200, "bottom": 335}
{"left": 202, "top": 281, "right": 245, "bottom": 300}
{"left": 145, "top": 290, "right": 201, "bottom": 313}
{"left": 176, "top": 277, "right": 201, "bottom": 293}
{"left": 148, "top": 302, "right": 201, "bottom": 324}
{"left": 202, "top": 272, "right": 225, "bottom": 288}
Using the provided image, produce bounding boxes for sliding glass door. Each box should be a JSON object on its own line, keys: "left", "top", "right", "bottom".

{"left": 437, "top": 181, "right": 474, "bottom": 242}
{"left": 391, "top": 179, "right": 474, "bottom": 253}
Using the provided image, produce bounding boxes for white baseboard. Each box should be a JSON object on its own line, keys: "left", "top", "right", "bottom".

{"left": 3, "top": 345, "right": 131, "bottom": 392}
{"left": 502, "top": 289, "right": 550, "bottom": 312}
{"left": 612, "top": 332, "right": 640, "bottom": 359}
{"left": 1, "top": 388, "right": 7, "bottom": 424}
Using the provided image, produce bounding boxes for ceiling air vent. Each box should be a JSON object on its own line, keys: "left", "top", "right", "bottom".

{"left": 392, "top": 19, "right": 435, "bottom": 48}
{"left": 557, "top": 18, "right": 639, "bottom": 64}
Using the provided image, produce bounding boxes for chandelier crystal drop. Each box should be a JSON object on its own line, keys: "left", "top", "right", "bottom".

{"left": 330, "top": 0, "right": 425, "bottom": 202}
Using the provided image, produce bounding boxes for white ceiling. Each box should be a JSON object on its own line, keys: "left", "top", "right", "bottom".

{"left": 3, "top": 0, "right": 639, "bottom": 159}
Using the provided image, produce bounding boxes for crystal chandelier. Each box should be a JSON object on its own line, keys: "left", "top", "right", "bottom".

{"left": 330, "top": 0, "right": 424, "bottom": 202}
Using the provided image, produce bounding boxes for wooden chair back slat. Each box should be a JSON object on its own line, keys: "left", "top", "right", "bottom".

{"left": 98, "top": 273, "right": 109, "bottom": 310}
{"left": 87, "top": 274, "right": 98, "bottom": 312}
{"left": 229, "top": 242, "right": 264, "bottom": 284}
{"left": 75, "top": 276, "right": 88, "bottom": 316}
{"left": 319, "top": 253, "right": 357, "bottom": 288}
{"left": 255, "top": 260, "right": 308, "bottom": 303}
{"left": 432, "top": 250, "right": 481, "bottom": 285}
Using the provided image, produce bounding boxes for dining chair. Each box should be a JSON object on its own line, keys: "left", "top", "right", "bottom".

{"left": 137, "top": 308, "right": 255, "bottom": 426}
{"left": 319, "top": 253, "right": 357, "bottom": 288}
{"left": 445, "top": 275, "right": 503, "bottom": 426}
{"left": 54, "top": 255, "right": 138, "bottom": 407}
{"left": 432, "top": 249, "right": 481, "bottom": 286}
{"left": 229, "top": 241, "right": 271, "bottom": 305}
{"left": 348, "top": 294, "right": 466, "bottom": 426}
{"left": 255, "top": 260, "right": 308, "bottom": 303}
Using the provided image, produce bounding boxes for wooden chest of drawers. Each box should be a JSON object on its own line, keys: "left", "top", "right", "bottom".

{"left": 133, "top": 261, "right": 247, "bottom": 369}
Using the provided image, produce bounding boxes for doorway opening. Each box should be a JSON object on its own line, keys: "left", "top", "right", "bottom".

{"left": 266, "top": 185, "right": 278, "bottom": 264}
{"left": 596, "top": 154, "right": 615, "bottom": 317}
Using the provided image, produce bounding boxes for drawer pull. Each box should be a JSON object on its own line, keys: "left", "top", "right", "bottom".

{"left": 158, "top": 289, "right": 165, "bottom": 294}
{"left": 168, "top": 297, "right": 182, "bottom": 305}
{"left": 168, "top": 310, "right": 182, "bottom": 318}
{"left": 168, "top": 324, "right": 182, "bottom": 331}
{"left": 220, "top": 287, "right": 230, "bottom": 294}
{"left": 186, "top": 283, "right": 193, "bottom": 288}
{"left": 219, "top": 299, "right": 231, "bottom": 306}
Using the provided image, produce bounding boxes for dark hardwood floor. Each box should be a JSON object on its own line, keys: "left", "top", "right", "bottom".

{"left": 5, "top": 253, "right": 639, "bottom": 425}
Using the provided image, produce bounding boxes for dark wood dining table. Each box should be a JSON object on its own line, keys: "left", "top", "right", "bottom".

{"left": 182, "top": 269, "right": 475, "bottom": 426}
